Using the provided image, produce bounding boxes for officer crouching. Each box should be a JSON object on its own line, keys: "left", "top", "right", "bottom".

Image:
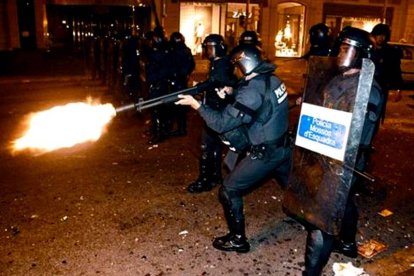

{"left": 176, "top": 44, "right": 292, "bottom": 253}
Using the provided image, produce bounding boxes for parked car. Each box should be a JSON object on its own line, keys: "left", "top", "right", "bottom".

{"left": 388, "top": 41, "right": 414, "bottom": 89}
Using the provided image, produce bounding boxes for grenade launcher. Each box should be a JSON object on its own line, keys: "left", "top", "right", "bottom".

{"left": 115, "top": 81, "right": 212, "bottom": 114}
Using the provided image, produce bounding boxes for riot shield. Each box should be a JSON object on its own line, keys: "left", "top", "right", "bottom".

{"left": 283, "top": 57, "right": 375, "bottom": 235}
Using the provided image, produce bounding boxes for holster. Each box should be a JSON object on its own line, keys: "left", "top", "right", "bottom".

{"left": 247, "top": 132, "right": 290, "bottom": 160}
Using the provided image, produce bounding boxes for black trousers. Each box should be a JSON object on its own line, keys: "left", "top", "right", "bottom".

{"left": 222, "top": 145, "right": 291, "bottom": 221}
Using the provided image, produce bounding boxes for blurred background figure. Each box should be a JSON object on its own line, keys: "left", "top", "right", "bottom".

{"left": 186, "top": 34, "right": 237, "bottom": 193}
{"left": 143, "top": 27, "right": 173, "bottom": 144}
{"left": 370, "top": 23, "right": 403, "bottom": 124}
{"left": 303, "top": 23, "right": 332, "bottom": 58}
{"left": 120, "top": 31, "right": 142, "bottom": 102}
{"left": 238, "top": 30, "right": 268, "bottom": 61}
{"left": 304, "top": 23, "right": 332, "bottom": 58}
{"left": 168, "top": 31, "right": 195, "bottom": 136}
{"left": 238, "top": 30, "right": 261, "bottom": 47}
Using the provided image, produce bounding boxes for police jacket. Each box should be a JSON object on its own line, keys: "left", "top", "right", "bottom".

{"left": 145, "top": 41, "right": 173, "bottom": 85}
{"left": 197, "top": 67, "right": 289, "bottom": 146}
{"left": 372, "top": 43, "right": 403, "bottom": 90}
{"left": 170, "top": 43, "right": 195, "bottom": 89}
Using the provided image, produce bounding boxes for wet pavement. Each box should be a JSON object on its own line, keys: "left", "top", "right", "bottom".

{"left": 0, "top": 50, "right": 413, "bottom": 275}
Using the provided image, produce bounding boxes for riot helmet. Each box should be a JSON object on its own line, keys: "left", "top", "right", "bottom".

{"left": 309, "top": 23, "right": 330, "bottom": 47}
{"left": 230, "top": 44, "right": 262, "bottom": 75}
{"left": 152, "top": 26, "right": 166, "bottom": 45}
{"left": 239, "top": 31, "right": 261, "bottom": 46}
{"left": 202, "top": 34, "right": 227, "bottom": 60}
{"left": 305, "top": 23, "right": 331, "bottom": 57}
{"left": 334, "top": 27, "right": 373, "bottom": 71}
{"left": 170, "top": 32, "right": 185, "bottom": 44}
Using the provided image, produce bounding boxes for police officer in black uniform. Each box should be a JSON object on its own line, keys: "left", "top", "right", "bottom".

{"left": 186, "top": 34, "right": 237, "bottom": 193}
{"left": 143, "top": 27, "right": 173, "bottom": 144}
{"left": 331, "top": 28, "right": 384, "bottom": 261}
{"left": 120, "top": 31, "right": 142, "bottom": 102}
{"left": 285, "top": 27, "right": 384, "bottom": 276}
{"left": 371, "top": 23, "right": 403, "bottom": 124}
{"left": 168, "top": 32, "right": 195, "bottom": 136}
{"left": 176, "top": 44, "right": 292, "bottom": 253}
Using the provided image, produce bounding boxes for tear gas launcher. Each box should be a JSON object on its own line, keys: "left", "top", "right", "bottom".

{"left": 115, "top": 81, "right": 211, "bottom": 114}
{"left": 12, "top": 81, "right": 211, "bottom": 154}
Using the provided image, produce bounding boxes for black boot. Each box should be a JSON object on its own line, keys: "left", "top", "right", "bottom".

{"left": 212, "top": 233, "right": 250, "bottom": 253}
{"left": 333, "top": 191, "right": 358, "bottom": 258}
{"left": 148, "top": 111, "right": 165, "bottom": 145}
{"left": 148, "top": 122, "right": 164, "bottom": 144}
{"left": 304, "top": 229, "right": 334, "bottom": 276}
{"left": 213, "top": 218, "right": 250, "bottom": 253}
{"left": 187, "top": 151, "right": 214, "bottom": 193}
{"left": 187, "top": 178, "right": 214, "bottom": 193}
{"left": 333, "top": 239, "right": 358, "bottom": 258}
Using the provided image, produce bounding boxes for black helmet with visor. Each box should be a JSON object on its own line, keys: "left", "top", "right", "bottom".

{"left": 335, "top": 27, "right": 373, "bottom": 70}
{"left": 202, "top": 34, "right": 227, "bottom": 60}
{"left": 230, "top": 44, "right": 263, "bottom": 76}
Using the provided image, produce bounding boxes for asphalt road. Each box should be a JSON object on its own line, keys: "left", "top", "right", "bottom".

{"left": 0, "top": 52, "right": 413, "bottom": 275}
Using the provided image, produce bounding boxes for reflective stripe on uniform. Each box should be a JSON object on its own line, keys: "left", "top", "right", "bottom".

{"left": 274, "top": 83, "right": 288, "bottom": 104}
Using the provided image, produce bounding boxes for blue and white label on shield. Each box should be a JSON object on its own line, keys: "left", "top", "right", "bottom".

{"left": 295, "top": 102, "right": 352, "bottom": 161}
{"left": 298, "top": 115, "right": 346, "bottom": 149}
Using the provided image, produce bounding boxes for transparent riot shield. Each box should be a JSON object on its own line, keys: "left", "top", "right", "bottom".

{"left": 283, "top": 57, "right": 375, "bottom": 235}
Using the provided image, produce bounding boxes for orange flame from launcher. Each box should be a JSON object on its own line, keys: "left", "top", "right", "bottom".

{"left": 13, "top": 101, "right": 116, "bottom": 153}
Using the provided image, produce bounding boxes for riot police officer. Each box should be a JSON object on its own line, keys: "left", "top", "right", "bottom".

{"left": 284, "top": 27, "right": 383, "bottom": 276}
{"left": 371, "top": 23, "right": 403, "bottom": 123}
{"left": 143, "top": 27, "right": 173, "bottom": 144}
{"left": 168, "top": 32, "right": 195, "bottom": 136}
{"left": 186, "top": 34, "right": 237, "bottom": 193}
{"left": 120, "top": 32, "right": 142, "bottom": 102}
{"left": 304, "top": 23, "right": 331, "bottom": 58}
{"left": 176, "top": 44, "right": 291, "bottom": 253}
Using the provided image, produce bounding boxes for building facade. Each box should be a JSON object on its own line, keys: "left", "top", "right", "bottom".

{"left": 1, "top": 0, "right": 414, "bottom": 59}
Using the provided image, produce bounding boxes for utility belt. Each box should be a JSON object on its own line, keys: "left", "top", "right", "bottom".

{"left": 247, "top": 132, "right": 290, "bottom": 160}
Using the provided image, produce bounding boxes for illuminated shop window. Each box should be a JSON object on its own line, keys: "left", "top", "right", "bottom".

{"left": 225, "top": 3, "right": 260, "bottom": 50}
{"left": 275, "top": 2, "right": 305, "bottom": 58}
{"left": 326, "top": 16, "right": 382, "bottom": 36}
{"left": 179, "top": 2, "right": 259, "bottom": 55}
{"left": 179, "top": 3, "right": 222, "bottom": 55}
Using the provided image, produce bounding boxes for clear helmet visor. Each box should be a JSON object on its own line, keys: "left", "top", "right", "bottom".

{"left": 337, "top": 42, "right": 357, "bottom": 69}
{"left": 202, "top": 43, "right": 217, "bottom": 59}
